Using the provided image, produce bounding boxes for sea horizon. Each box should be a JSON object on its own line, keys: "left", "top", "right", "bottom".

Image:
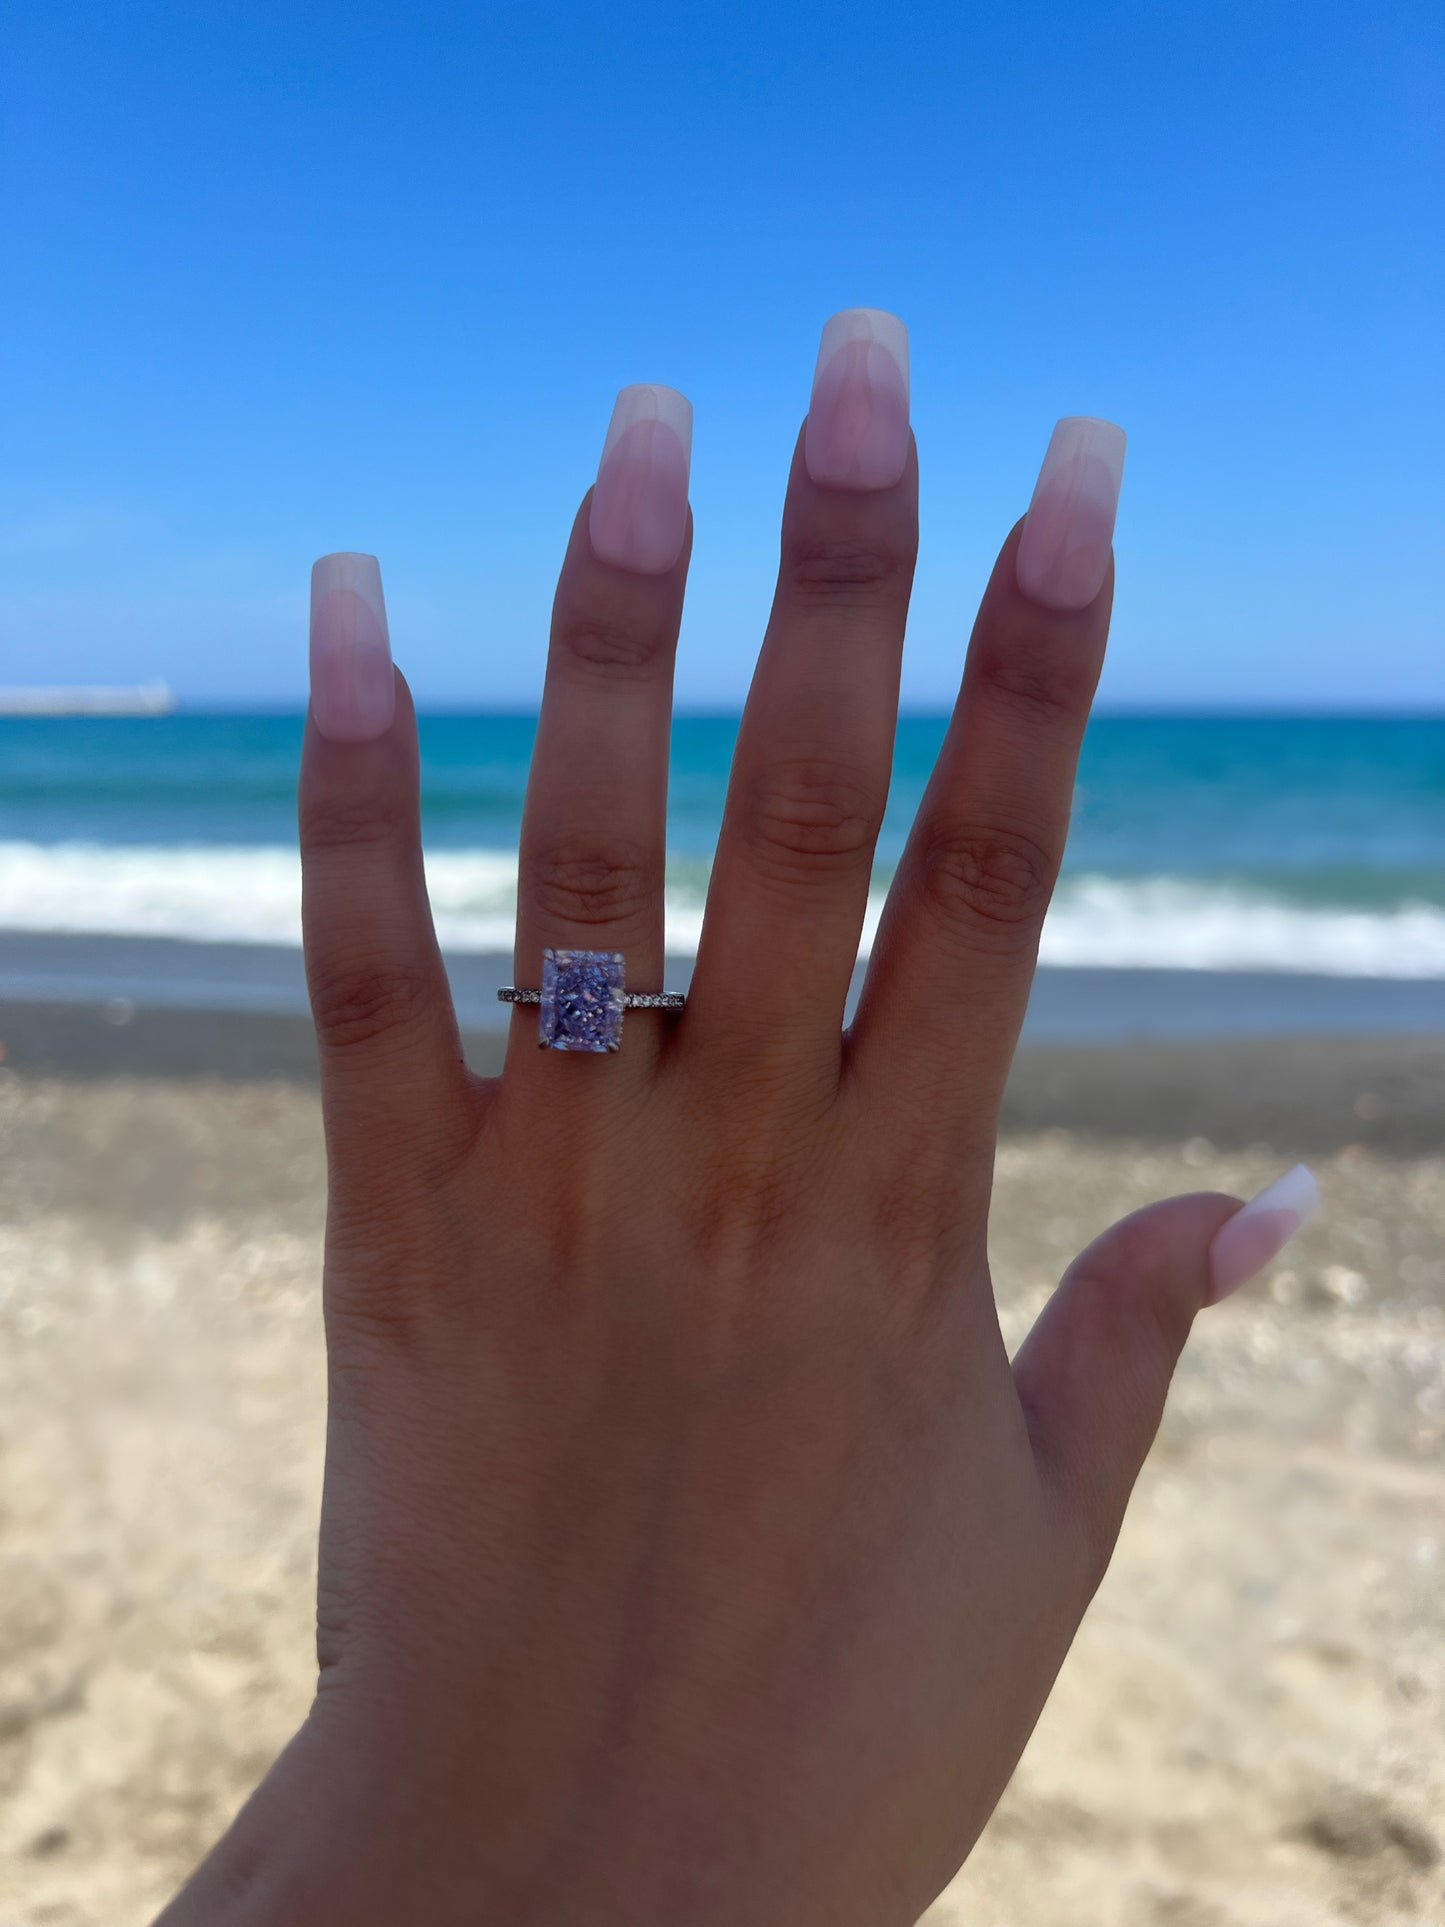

{"left": 3, "top": 712, "right": 1443, "bottom": 1004}
{"left": 152, "top": 701, "right": 1445, "bottom": 720}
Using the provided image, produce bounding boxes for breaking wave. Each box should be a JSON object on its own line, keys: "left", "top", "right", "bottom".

{"left": 2, "top": 841, "right": 1443, "bottom": 979}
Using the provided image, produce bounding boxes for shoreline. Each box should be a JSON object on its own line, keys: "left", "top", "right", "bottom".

{"left": 1, "top": 930, "right": 1442, "bottom": 1044}
{"left": 2, "top": 994, "right": 1441, "bottom": 1156}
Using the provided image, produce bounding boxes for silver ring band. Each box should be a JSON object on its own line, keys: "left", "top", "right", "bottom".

{"left": 498, "top": 986, "right": 686, "bottom": 1010}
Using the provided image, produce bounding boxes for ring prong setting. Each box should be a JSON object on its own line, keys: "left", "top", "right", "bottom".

{"left": 499, "top": 953, "right": 683, "bottom": 1047}
{"left": 538, "top": 947, "right": 627, "bottom": 1053}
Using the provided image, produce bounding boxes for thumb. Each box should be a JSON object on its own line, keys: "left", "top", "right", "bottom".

{"left": 1014, "top": 1167, "right": 1320, "bottom": 1578}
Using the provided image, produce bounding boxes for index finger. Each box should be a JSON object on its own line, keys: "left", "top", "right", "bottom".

{"left": 300, "top": 554, "right": 473, "bottom": 1186}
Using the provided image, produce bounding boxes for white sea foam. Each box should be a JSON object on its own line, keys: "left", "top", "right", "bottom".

{"left": 1, "top": 841, "right": 1443, "bottom": 979}
{"left": 0, "top": 841, "right": 522, "bottom": 953}
{"left": 1036, "top": 875, "right": 1445, "bottom": 978}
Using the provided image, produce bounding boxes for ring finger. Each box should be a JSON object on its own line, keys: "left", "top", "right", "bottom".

{"left": 508, "top": 383, "right": 693, "bottom": 1083}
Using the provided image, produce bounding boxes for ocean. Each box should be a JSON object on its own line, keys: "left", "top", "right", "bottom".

{"left": 2, "top": 712, "right": 1443, "bottom": 985}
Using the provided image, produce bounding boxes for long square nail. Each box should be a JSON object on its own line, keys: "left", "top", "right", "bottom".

{"left": 588, "top": 384, "right": 693, "bottom": 575}
{"left": 804, "top": 308, "right": 910, "bottom": 492}
{"left": 309, "top": 552, "right": 395, "bottom": 743}
{"left": 1208, "top": 1164, "right": 1321, "bottom": 1303}
{"left": 1014, "top": 416, "right": 1127, "bottom": 612}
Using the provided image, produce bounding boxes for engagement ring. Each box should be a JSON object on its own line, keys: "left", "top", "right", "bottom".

{"left": 498, "top": 948, "right": 686, "bottom": 1052}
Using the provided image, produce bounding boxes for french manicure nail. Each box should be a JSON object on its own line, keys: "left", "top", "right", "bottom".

{"left": 309, "top": 553, "right": 395, "bottom": 743}
{"left": 1207, "top": 1164, "right": 1321, "bottom": 1304}
{"left": 588, "top": 384, "right": 693, "bottom": 575}
{"left": 804, "top": 308, "right": 910, "bottom": 492}
{"left": 1015, "top": 416, "right": 1127, "bottom": 612}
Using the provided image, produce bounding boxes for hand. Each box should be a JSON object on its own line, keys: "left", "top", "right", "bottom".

{"left": 160, "top": 311, "right": 1315, "bottom": 1927}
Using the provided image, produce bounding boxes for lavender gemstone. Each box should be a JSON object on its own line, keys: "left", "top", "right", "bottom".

{"left": 538, "top": 948, "right": 626, "bottom": 1052}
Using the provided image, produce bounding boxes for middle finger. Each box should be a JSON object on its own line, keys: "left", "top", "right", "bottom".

{"left": 685, "top": 310, "right": 917, "bottom": 1085}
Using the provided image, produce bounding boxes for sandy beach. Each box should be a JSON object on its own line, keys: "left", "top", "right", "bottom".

{"left": 0, "top": 1007, "right": 1441, "bottom": 1925}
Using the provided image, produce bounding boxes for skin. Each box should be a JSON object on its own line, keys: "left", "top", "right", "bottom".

{"left": 158, "top": 429, "right": 1245, "bottom": 1927}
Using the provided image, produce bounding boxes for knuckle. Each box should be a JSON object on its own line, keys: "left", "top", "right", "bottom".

{"left": 326, "top": 1277, "right": 429, "bottom": 1358}
{"left": 555, "top": 610, "right": 672, "bottom": 678}
{"left": 300, "top": 787, "right": 404, "bottom": 859}
{"left": 1081, "top": 1214, "right": 1200, "bottom": 1367}
{"left": 1066, "top": 1262, "right": 1182, "bottom": 1380}
{"left": 309, "top": 953, "right": 439, "bottom": 1053}
{"left": 740, "top": 759, "right": 883, "bottom": 880}
{"left": 689, "top": 1159, "right": 795, "bottom": 1273}
{"left": 315, "top": 1575, "right": 357, "bottom": 1679}
{"left": 974, "top": 624, "right": 1095, "bottom": 734}
{"left": 786, "top": 534, "right": 909, "bottom": 607}
{"left": 683, "top": 1129, "right": 819, "bottom": 1281}
{"left": 915, "top": 822, "right": 1055, "bottom": 942}
{"left": 527, "top": 832, "right": 658, "bottom": 930}
{"left": 1139, "top": 1290, "right": 1195, "bottom": 1383}
{"left": 322, "top": 1196, "right": 470, "bottom": 1354}
{"left": 1132, "top": 1260, "right": 1197, "bottom": 1370}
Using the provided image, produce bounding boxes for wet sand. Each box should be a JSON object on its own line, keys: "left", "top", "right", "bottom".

{"left": 0, "top": 1012, "right": 1440, "bottom": 1924}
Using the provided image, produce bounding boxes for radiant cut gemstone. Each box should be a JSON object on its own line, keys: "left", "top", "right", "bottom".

{"left": 538, "top": 948, "right": 626, "bottom": 1052}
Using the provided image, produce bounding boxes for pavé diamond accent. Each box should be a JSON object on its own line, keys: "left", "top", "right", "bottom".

{"left": 538, "top": 948, "right": 627, "bottom": 1052}
{"left": 497, "top": 987, "right": 686, "bottom": 1009}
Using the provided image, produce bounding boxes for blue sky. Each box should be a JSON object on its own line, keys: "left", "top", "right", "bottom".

{"left": 3, "top": 0, "right": 1442, "bottom": 709}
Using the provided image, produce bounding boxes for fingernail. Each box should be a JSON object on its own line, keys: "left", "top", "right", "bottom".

{"left": 588, "top": 384, "right": 693, "bottom": 575}
{"left": 804, "top": 308, "right": 910, "bottom": 492}
{"left": 1015, "top": 416, "right": 1127, "bottom": 612}
{"left": 1207, "top": 1164, "right": 1321, "bottom": 1304}
{"left": 309, "top": 553, "right": 395, "bottom": 743}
